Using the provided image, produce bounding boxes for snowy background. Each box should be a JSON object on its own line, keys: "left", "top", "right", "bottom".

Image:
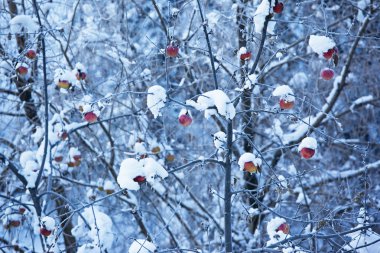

{"left": 0, "top": 0, "right": 379, "bottom": 252}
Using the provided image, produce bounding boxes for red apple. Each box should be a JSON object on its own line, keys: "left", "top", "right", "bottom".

{"left": 243, "top": 162, "right": 260, "bottom": 173}
{"left": 84, "top": 112, "right": 97, "bottom": 123}
{"left": 10, "top": 220, "right": 21, "bottom": 227}
{"left": 322, "top": 48, "right": 337, "bottom": 60}
{"left": 54, "top": 156, "right": 63, "bottom": 163}
{"left": 40, "top": 227, "right": 52, "bottom": 237}
{"left": 166, "top": 44, "right": 179, "bottom": 57}
{"left": 16, "top": 66, "right": 28, "bottom": 76}
{"left": 178, "top": 114, "right": 192, "bottom": 127}
{"left": 76, "top": 72, "right": 86, "bottom": 80}
{"left": 25, "top": 49, "right": 37, "bottom": 59}
{"left": 300, "top": 147, "right": 315, "bottom": 159}
{"left": 58, "top": 131, "right": 68, "bottom": 140}
{"left": 273, "top": 2, "right": 284, "bottom": 14}
{"left": 57, "top": 80, "right": 70, "bottom": 89}
{"left": 276, "top": 223, "right": 290, "bottom": 234}
{"left": 133, "top": 176, "right": 146, "bottom": 183}
{"left": 320, "top": 68, "right": 334, "bottom": 80}
{"left": 19, "top": 207, "right": 26, "bottom": 214}
{"left": 240, "top": 51, "right": 252, "bottom": 61}
{"left": 279, "top": 99, "right": 294, "bottom": 110}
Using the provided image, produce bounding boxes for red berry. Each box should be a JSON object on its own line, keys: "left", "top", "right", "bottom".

{"left": 84, "top": 112, "right": 98, "bottom": 123}
{"left": 166, "top": 45, "right": 179, "bottom": 57}
{"left": 178, "top": 114, "right": 192, "bottom": 127}
{"left": 57, "top": 80, "right": 70, "bottom": 89}
{"left": 133, "top": 176, "right": 146, "bottom": 183}
{"left": 54, "top": 156, "right": 63, "bottom": 163}
{"left": 16, "top": 66, "right": 28, "bottom": 76}
{"left": 40, "top": 228, "right": 52, "bottom": 237}
{"left": 279, "top": 99, "right": 294, "bottom": 110}
{"left": 10, "top": 220, "right": 21, "bottom": 227}
{"left": 300, "top": 147, "right": 315, "bottom": 159}
{"left": 240, "top": 52, "right": 252, "bottom": 61}
{"left": 58, "top": 131, "right": 68, "bottom": 140}
{"left": 273, "top": 2, "right": 284, "bottom": 14}
{"left": 76, "top": 72, "right": 86, "bottom": 80}
{"left": 25, "top": 49, "right": 37, "bottom": 59}
{"left": 322, "top": 48, "right": 336, "bottom": 60}
{"left": 19, "top": 207, "right": 26, "bottom": 214}
{"left": 276, "top": 223, "right": 290, "bottom": 234}
{"left": 320, "top": 68, "right": 334, "bottom": 80}
{"left": 73, "top": 155, "right": 81, "bottom": 161}
{"left": 244, "top": 162, "right": 259, "bottom": 173}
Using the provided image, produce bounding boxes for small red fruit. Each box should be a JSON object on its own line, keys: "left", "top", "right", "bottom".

{"left": 58, "top": 131, "right": 68, "bottom": 140}
{"left": 84, "top": 112, "right": 98, "bottom": 123}
{"left": 322, "top": 48, "right": 336, "bottom": 60}
{"left": 243, "top": 162, "right": 260, "bottom": 173}
{"left": 166, "top": 43, "right": 179, "bottom": 57}
{"left": 25, "top": 49, "right": 37, "bottom": 59}
{"left": 300, "top": 147, "right": 315, "bottom": 159}
{"left": 273, "top": 2, "right": 284, "bottom": 14}
{"left": 240, "top": 52, "right": 252, "bottom": 61}
{"left": 67, "top": 160, "right": 81, "bottom": 167}
{"left": 151, "top": 146, "right": 161, "bottom": 154}
{"left": 10, "top": 220, "right": 21, "bottom": 227}
{"left": 40, "top": 227, "right": 52, "bottom": 237}
{"left": 133, "top": 176, "right": 146, "bottom": 183}
{"left": 178, "top": 114, "right": 192, "bottom": 127}
{"left": 76, "top": 72, "right": 86, "bottom": 80}
{"left": 73, "top": 155, "right": 81, "bottom": 161}
{"left": 57, "top": 80, "right": 70, "bottom": 89}
{"left": 54, "top": 156, "right": 63, "bottom": 163}
{"left": 16, "top": 66, "right": 28, "bottom": 76}
{"left": 19, "top": 207, "right": 26, "bottom": 214}
{"left": 279, "top": 99, "right": 294, "bottom": 110}
{"left": 166, "top": 154, "right": 175, "bottom": 162}
{"left": 276, "top": 223, "right": 290, "bottom": 234}
{"left": 320, "top": 68, "right": 334, "bottom": 80}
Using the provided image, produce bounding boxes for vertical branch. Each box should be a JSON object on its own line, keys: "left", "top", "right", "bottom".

{"left": 196, "top": 0, "right": 218, "bottom": 90}
{"left": 32, "top": 0, "right": 49, "bottom": 189}
{"left": 224, "top": 120, "right": 233, "bottom": 253}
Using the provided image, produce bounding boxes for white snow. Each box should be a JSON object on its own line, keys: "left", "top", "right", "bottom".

{"left": 41, "top": 216, "right": 55, "bottom": 231}
{"left": 186, "top": 90, "right": 236, "bottom": 120}
{"left": 297, "top": 137, "right": 317, "bottom": 152}
{"left": 103, "top": 180, "right": 115, "bottom": 191}
{"left": 350, "top": 95, "right": 373, "bottom": 111}
{"left": 9, "top": 15, "right": 39, "bottom": 34}
{"left": 117, "top": 157, "right": 168, "bottom": 190}
{"left": 272, "top": 85, "right": 295, "bottom": 102}
{"left": 178, "top": 108, "right": 192, "bottom": 118}
{"left": 213, "top": 131, "right": 226, "bottom": 150}
{"left": 238, "top": 153, "right": 262, "bottom": 171}
{"left": 134, "top": 142, "right": 147, "bottom": 155}
{"left": 344, "top": 208, "right": 380, "bottom": 253}
{"left": 129, "top": 239, "right": 156, "bottom": 253}
{"left": 357, "top": 0, "right": 370, "bottom": 23}
{"left": 308, "top": 35, "right": 336, "bottom": 57}
{"left": 254, "top": 0, "right": 275, "bottom": 34}
{"left": 72, "top": 207, "right": 114, "bottom": 251}
{"left": 20, "top": 151, "right": 39, "bottom": 187}
{"left": 266, "top": 217, "right": 289, "bottom": 246}
{"left": 69, "top": 147, "right": 81, "bottom": 160}
{"left": 20, "top": 151, "right": 36, "bottom": 168}
{"left": 147, "top": 85, "right": 167, "bottom": 118}
{"left": 54, "top": 68, "right": 77, "bottom": 86}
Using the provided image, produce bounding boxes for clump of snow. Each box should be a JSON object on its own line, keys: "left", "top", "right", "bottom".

{"left": 309, "top": 35, "right": 336, "bottom": 57}
{"left": 69, "top": 147, "right": 81, "bottom": 161}
{"left": 117, "top": 157, "right": 168, "bottom": 190}
{"left": 267, "top": 217, "right": 289, "bottom": 246}
{"left": 235, "top": 74, "right": 258, "bottom": 91}
{"left": 134, "top": 142, "right": 147, "bottom": 155}
{"left": 357, "top": 0, "right": 370, "bottom": 23}
{"left": 272, "top": 85, "right": 295, "bottom": 102}
{"left": 186, "top": 90, "right": 236, "bottom": 120}
{"left": 294, "top": 186, "right": 311, "bottom": 204}
{"left": 344, "top": 207, "right": 380, "bottom": 252}
{"left": 147, "top": 85, "right": 167, "bottom": 118}
{"left": 298, "top": 137, "right": 317, "bottom": 152}
{"left": 254, "top": 0, "right": 276, "bottom": 34}
{"left": 20, "top": 151, "right": 39, "bottom": 187}
{"left": 238, "top": 153, "right": 262, "bottom": 170}
{"left": 350, "top": 95, "right": 373, "bottom": 111}
{"left": 178, "top": 108, "right": 192, "bottom": 117}
{"left": 129, "top": 239, "right": 156, "bottom": 253}
{"left": 9, "top": 15, "right": 39, "bottom": 34}
{"left": 41, "top": 216, "right": 55, "bottom": 231}
{"left": 213, "top": 131, "right": 226, "bottom": 150}
{"left": 54, "top": 68, "right": 77, "bottom": 87}
{"left": 74, "top": 62, "right": 87, "bottom": 74}
{"left": 72, "top": 207, "right": 114, "bottom": 251}
{"left": 103, "top": 180, "right": 115, "bottom": 192}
